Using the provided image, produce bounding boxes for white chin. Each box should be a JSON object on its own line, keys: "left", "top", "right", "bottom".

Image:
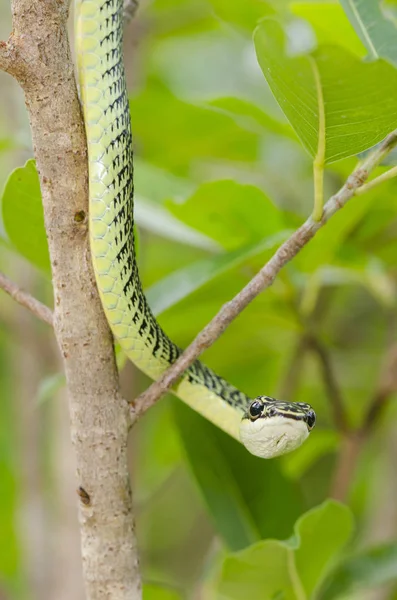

{"left": 239, "top": 416, "right": 310, "bottom": 459}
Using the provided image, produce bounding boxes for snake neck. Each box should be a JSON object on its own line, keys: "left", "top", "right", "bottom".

{"left": 76, "top": 0, "right": 251, "bottom": 440}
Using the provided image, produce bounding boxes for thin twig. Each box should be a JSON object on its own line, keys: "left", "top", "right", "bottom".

{"left": 0, "top": 270, "right": 53, "bottom": 326}
{"left": 131, "top": 130, "right": 397, "bottom": 418}
{"left": 355, "top": 165, "right": 397, "bottom": 196}
{"left": 362, "top": 343, "right": 397, "bottom": 433}
{"left": 307, "top": 336, "right": 348, "bottom": 433}
{"left": 329, "top": 432, "right": 364, "bottom": 502}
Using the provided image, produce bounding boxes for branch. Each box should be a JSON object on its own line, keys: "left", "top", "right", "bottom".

{"left": 0, "top": 270, "right": 53, "bottom": 326}
{"left": 5, "top": 1, "right": 141, "bottom": 598}
{"left": 362, "top": 343, "right": 397, "bottom": 433}
{"left": 132, "top": 130, "right": 397, "bottom": 417}
{"left": 307, "top": 336, "right": 348, "bottom": 433}
{"left": 329, "top": 431, "right": 364, "bottom": 502}
{"left": 330, "top": 342, "right": 397, "bottom": 501}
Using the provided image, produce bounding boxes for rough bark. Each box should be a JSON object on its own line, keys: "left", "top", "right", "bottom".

{"left": 1, "top": 1, "right": 141, "bottom": 598}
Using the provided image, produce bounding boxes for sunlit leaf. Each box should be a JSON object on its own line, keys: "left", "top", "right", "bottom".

{"left": 1, "top": 160, "right": 50, "bottom": 272}
{"left": 254, "top": 19, "right": 397, "bottom": 163}
{"left": 340, "top": 0, "right": 397, "bottom": 65}
{"left": 173, "top": 401, "right": 304, "bottom": 551}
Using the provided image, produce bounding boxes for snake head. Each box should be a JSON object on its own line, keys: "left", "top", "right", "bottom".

{"left": 239, "top": 396, "right": 316, "bottom": 459}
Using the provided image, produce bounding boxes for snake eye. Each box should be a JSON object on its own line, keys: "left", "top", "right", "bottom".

{"left": 249, "top": 400, "right": 264, "bottom": 420}
{"left": 306, "top": 409, "right": 316, "bottom": 430}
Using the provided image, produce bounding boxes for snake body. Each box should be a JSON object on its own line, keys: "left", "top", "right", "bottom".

{"left": 75, "top": 0, "right": 316, "bottom": 458}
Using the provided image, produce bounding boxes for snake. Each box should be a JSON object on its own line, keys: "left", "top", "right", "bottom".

{"left": 75, "top": 0, "right": 316, "bottom": 458}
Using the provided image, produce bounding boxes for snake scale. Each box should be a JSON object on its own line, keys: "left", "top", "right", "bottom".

{"left": 75, "top": 0, "right": 316, "bottom": 458}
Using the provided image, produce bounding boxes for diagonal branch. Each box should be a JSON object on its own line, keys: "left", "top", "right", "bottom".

{"left": 132, "top": 130, "right": 397, "bottom": 418}
{"left": 0, "top": 270, "right": 54, "bottom": 326}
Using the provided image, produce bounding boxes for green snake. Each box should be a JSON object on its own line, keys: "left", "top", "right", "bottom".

{"left": 75, "top": 0, "right": 316, "bottom": 458}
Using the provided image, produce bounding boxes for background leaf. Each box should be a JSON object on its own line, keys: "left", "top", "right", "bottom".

{"left": 167, "top": 180, "right": 284, "bottom": 250}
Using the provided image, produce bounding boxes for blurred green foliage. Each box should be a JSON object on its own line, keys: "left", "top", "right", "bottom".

{"left": 1, "top": 0, "right": 397, "bottom": 599}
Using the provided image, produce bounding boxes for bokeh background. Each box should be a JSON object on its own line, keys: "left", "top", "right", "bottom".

{"left": 2, "top": 0, "right": 397, "bottom": 599}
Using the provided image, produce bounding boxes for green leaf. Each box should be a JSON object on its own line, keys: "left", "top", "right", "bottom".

{"left": 319, "top": 542, "right": 397, "bottom": 600}
{"left": 147, "top": 231, "right": 291, "bottom": 316}
{"left": 254, "top": 19, "right": 397, "bottom": 163}
{"left": 340, "top": 0, "right": 397, "bottom": 65}
{"left": 173, "top": 401, "right": 304, "bottom": 551}
{"left": 1, "top": 160, "right": 50, "bottom": 272}
{"left": 129, "top": 81, "right": 259, "bottom": 173}
{"left": 215, "top": 500, "right": 353, "bottom": 599}
{"left": 167, "top": 180, "right": 284, "bottom": 250}
{"left": 291, "top": 2, "right": 367, "bottom": 56}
